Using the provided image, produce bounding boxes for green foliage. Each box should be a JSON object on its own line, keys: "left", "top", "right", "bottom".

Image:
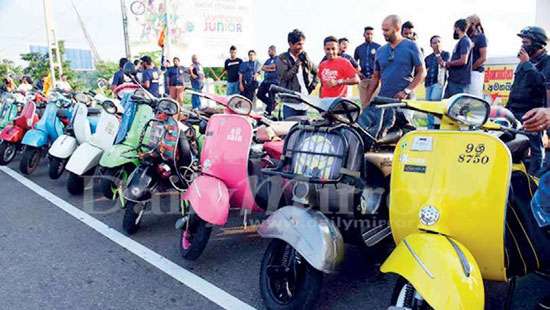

{"left": 0, "top": 59, "right": 23, "bottom": 79}
{"left": 19, "top": 40, "right": 81, "bottom": 90}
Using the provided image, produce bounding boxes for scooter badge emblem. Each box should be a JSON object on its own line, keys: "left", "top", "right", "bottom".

{"left": 419, "top": 206, "right": 440, "bottom": 226}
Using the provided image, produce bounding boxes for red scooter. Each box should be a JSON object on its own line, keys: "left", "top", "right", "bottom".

{"left": 0, "top": 92, "right": 46, "bottom": 165}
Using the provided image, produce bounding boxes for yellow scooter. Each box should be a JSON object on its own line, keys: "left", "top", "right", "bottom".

{"left": 372, "top": 94, "right": 548, "bottom": 309}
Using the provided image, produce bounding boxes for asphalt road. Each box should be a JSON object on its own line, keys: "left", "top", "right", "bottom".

{"left": 0, "top": 158, "right": 549, "bottom": 310}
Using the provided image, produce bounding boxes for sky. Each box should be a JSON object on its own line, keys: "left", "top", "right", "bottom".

{"left": 0, "top": 0, "right": 542, "bottom": 66}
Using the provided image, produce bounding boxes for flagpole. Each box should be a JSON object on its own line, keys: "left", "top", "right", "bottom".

{"left": 120, "top": 0, "right": 131, "bottom": 59}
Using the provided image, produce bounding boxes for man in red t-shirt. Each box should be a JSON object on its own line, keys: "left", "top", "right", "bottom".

{"left": 318, "top": 36, "right": 360, "bottom": 98}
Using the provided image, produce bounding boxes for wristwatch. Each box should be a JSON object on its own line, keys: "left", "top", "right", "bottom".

{"left": 404, "top": 88, "right": 412, "bottom": 95}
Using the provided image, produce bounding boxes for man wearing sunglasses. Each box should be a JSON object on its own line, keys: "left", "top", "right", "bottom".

{"left": 362, "top": 14, "right": 425, "bottom": 105}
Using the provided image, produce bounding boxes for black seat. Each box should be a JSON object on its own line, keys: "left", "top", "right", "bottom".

{"left": 87, "top": 108, "right": 102, "bottom": 116}
{"left": 506, "top": 134, "right": 530, "bottom": 163}
{"left": 285, "top": 115, "right": 309, "bottom": 122}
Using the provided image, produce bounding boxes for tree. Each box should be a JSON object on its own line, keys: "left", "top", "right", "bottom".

{"left": 20, "top": 40, "right": 82, "bottom": 90}
{"left": 0, "top": 59, "right": 23, "bottom": 79}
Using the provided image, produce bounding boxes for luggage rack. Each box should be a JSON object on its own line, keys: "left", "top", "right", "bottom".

{"left": 263, "top": 123, "right": 356, "bottom": 185}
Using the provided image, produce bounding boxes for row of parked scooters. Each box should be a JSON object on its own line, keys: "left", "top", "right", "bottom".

{"left": 1, "top": 62, "right": 548, "bottom": 309}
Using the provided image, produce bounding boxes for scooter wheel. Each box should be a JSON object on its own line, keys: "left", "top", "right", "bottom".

{"left": 67, "top": 172, "right": 85, "bottom": 195}
{"left": 0, "top": 142, "right": 17, "bottom": 165}
{"left": 259, "top": 239, "right": 323, "bottom": 309}
{"left": 123, "top": 201, "right": 144, "bottom": 235}
{"left": 19, "top": 147, "right": 41, "bottom": 175}
{"left": 48, "top": 157, "right": 67, "bottom": 180}
{"left": 390, "top": 276, "right": 432, "bottom": 309}
{"left": 179, "top": 214, "right": 212, "bottom": 261}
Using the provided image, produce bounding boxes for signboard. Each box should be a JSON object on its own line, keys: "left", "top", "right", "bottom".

{"left": 483, "top": 64, "right": 516, "bottom": 105}
{"left": 126, "top": 0, "right": 255, "bottom": 67}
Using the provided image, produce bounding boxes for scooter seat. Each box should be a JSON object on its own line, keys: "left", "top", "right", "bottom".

{"left": 285, "top": 115, "right": 309, "bottom": 122}
{"left": 506, "top": 134, "right": 530, "bottom": 163}
{"left": 87, "top": 108, "right": 102, "bottom": 116}
{"left": 376, "top": 128, "right": 403, "bottom": 145}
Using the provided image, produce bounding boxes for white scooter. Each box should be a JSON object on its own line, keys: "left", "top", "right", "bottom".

{"left": 65, "top": 96, "right": 123, "bottom": 195}
{"left": 47, "top": 93, "right": 100, "bottom": 179}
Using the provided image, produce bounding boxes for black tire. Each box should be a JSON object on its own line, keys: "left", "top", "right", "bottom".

{"left": 19, "top": 147, "right": 42, "bottom": 175}
{"left": 123, "top": 201, "right": 144, "bottom": 235}
{"left": 179, "top": 213, "right": 212, "bottom": 261}
{"left": 99, "top": 168, "right": 127, "bottom": 200}
{"left": 48, "top": 157, "right": 67, "bottom": 179}
{"left": 390, "top": 276, "right": 433, "bottom": 310}
{"left": 259, "top": 239, "right": 323, "bottom": 310}
{"left": 67, "top": 172, "right": 85, "bottom": 195}
{"left": 0, "top": 142, "right": 17, "bottom": 165}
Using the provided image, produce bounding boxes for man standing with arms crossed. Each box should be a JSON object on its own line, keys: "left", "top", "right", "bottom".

{"left": 354, "top": 26, "right": 381, "bottom": 106}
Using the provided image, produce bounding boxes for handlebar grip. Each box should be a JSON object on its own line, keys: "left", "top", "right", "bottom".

{"left": 370, "top": 96, "right": 402, "bottom": 105}
{"left": 269, "top": 85, "right": 297, "bottom": 96}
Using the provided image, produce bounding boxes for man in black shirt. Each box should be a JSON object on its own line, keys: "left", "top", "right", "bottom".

{"left": 222, "top": 45, "right": 243, "bottom": 95}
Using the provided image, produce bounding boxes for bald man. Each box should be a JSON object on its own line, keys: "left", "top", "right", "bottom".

{"left": 362, "top": 14, "right": 425, "bottom": 106}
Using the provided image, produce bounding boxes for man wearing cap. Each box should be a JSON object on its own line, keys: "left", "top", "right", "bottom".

{"left": 509, "top": 26, "right": 550, "bottom": 176}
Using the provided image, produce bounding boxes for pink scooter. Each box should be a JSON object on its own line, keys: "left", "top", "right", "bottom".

{"left": 177, "top": 90, "right": 294, "bottom": 260}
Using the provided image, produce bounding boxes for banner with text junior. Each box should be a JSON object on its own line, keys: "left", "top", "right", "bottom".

{"left": 126, "top": 0, "right": 256, "bottom": 67}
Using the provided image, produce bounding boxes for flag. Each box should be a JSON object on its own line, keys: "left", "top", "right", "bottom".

{"left": 158, "top": 28, "right": 165, "bottom": 48}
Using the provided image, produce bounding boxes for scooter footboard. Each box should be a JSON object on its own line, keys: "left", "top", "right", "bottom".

{"left": 381, "top": 233, "right": 484, "bottom": 310}
{"left": 65, "top": 143, "right": 103, "bottom": 175}
{"left": 258, "top": 206, "right": 344, "bottom": 273}
{"left": 182, "top": 175, "right": 230, "bottom": 226}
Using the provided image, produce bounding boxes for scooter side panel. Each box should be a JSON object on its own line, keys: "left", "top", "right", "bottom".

{"left": 389, "top": 131, "right": 511, "bottom": 281}
{"left": 99, "top": 144, "right": 137, "bottom": 168}
{"left": 65, "top": 142, "right": 103, "bottom": 175}
{"left": 258, "top": 205, "right": 345, "bottom": 274}
{"left": 21, "top": 129, "right": 48, "bottom": 147}
{"left": 182, "top": 175, "right": 230, "bottom": 226}
{"left": 49, "top": 135, "right": 77, "bottom": 159}
{"left": 200, "top": 114, "right": 254, "bottom": 209}
{"left": 90, "top": 112, "right": 120, "bottom": 150}
{"left": 381, "top": 233, "right": 484, "bottom": 310}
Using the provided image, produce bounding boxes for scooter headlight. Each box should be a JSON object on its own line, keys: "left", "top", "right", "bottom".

{"left": 446, "top": 94, "right": 490, "bottom": 128}
{"left": 102, "top": 100, "right": 118, "bottom": 114}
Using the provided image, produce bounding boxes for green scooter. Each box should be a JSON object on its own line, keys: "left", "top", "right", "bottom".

{"left": 98, "top": 93, "right": 156, "bottom": 200}
{"left": 0, "top": 92, "right": 24, "bottom": 130}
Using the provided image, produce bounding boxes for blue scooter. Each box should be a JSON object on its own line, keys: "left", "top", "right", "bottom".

{"left": 19, "top": 91, "right": 73, "bottom": 175}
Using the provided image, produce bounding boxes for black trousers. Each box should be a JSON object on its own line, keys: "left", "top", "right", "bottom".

{"left": 241, "top": 81, "right": 259, "bottom": 102}
{"left": 257, "top": 81, "right": 277, "bottom": 114}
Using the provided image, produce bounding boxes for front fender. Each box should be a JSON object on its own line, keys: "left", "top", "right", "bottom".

{"left": 0, "top": 124, "right": 24, "bottom": 142}
{"left": 123, "top": 163, "right": 155, "bottom": 202}
{"left": 381, "top": 233, "right": 484, "bottom": 310}
{"left": 258, "top": 206, "right": 344, "bottom": 273}
{"left": 49, "top": 135, "right": 77, "bottom": 159}
{"left": 22, "top": 129, "right": 48, "bottom": 147}
{"left": 182, "top": 175, "right": 230, "bottom": 226}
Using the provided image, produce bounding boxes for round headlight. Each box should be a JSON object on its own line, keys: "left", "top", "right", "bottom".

{"left": 446, "top": 94, "right": 490, "bottom": 127}
{"left": 102, "top": 100, "right": 117, "bottom": 114}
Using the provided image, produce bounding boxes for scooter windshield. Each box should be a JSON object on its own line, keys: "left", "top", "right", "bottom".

{"left": 114, "top": 93, "right": 137, "bottom": 144}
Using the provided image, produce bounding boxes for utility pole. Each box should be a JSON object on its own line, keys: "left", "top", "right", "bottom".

{"left": 43, "top": 0, "right": 62, "bottom": 85}
{"left": 164, "top": 0, "right": 171, "bottom": 60}
{"left": 120, "top": 0, "right": 132, "bottom": 59}
{"left": 71, "top": 0, "right": 102, "bottom": 62}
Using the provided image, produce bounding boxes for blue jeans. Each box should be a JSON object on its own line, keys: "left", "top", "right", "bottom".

{"left": 512, "top": 111, "right": 545, "bottom": 176}
{"left": 444, "top": 81, "right": 468, "bottom": 99}
{"left": 282, "top": 105, "right": 307, "bottom": 120}
{"left": 226, "top": 82, "right": 239, "bottom": 95}
{"left": 425, "top": 84, "right": 444, "bottom": 128}
{"left": 191, "top": 80, "right": 203, "bottom": 109}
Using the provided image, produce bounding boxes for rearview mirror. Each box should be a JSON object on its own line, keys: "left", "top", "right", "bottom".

{"left": 158, "top": 98, "right": 179, "bottom": 116}
{"left": 227, "top": 95, "right": 252, "bottom": 115}
{"left": 97, "top": 78, "right": 108, "bottom": 89}
{"left": 75, "top": 93, "right": 91, "bottom": 105}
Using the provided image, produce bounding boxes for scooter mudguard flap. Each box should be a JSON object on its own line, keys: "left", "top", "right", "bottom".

{"left": 21, "top": 129, "right": 48, "bottom": 147}
{"left": 65, "top": 143, "right": 103, "bottom": 175}
{"left": 380, "top": 233, "right": 484, "bottom": 310}
{"left": 99, "top": 144, "right": 136, "bottom": 168}
{"left": 123, "top": 164, "right": 154, "bottom": 202}
{"left": 182, "top": 175, "right": 230, "bottom": 226}
{"left": 49, "top": 135, "right": 77, "bottom": 159}
{"left": 257, "top": 206, "right": 344, "bottom": 274}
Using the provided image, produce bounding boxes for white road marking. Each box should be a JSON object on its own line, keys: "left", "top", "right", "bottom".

{"left": 0, "top": 166, "right": 255, "bottom": 310}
